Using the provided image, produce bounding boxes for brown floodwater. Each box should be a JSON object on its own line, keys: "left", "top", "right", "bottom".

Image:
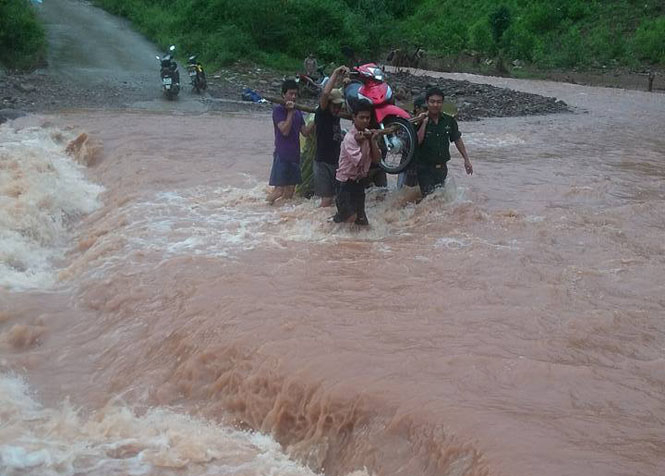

{"left": 1, "top": 73, "right": 664, "bottom": 476}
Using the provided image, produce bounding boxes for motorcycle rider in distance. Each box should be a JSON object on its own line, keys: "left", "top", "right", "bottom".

{"left": 304, "top": 53, "right": 319, "bottom": 79}
{"left": 157, "top": 45, "right": 180, "bottom": 99}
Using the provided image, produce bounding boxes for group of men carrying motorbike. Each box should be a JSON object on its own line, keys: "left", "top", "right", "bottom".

{"left": 268, "top": 54, "right": 474, "bottom": 226}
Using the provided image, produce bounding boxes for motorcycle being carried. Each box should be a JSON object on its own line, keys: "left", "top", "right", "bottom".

{"left": 155, "top": 45, "right": 180, "bottom": 99}
{"left": 344, "top": 63, "right": 416, "bottom": 174}
{"left": 186, "top": 55, "right": 207, "bottom": 94}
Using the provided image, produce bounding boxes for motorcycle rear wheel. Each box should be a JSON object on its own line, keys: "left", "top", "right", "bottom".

{"left": 379, "top": 116, "right": 417, "bottom": 174}
{"left": 165, "top": 87, "right": 179, "bottom": 100}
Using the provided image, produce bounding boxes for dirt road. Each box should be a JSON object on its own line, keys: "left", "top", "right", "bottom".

{"left": 1, "top": 0, "right": 212, "bottom": 113}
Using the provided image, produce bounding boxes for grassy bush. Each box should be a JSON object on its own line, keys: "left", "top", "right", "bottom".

{"left": 631, "top": 17, "right": 665, "bottom": 64}
{"left": 91, "top": 0, "right": 664, "bottom": 71}
{"left": 0, "top": 0, "right": 46, "bottom": 70}
{"left": 469, "top": 19, "right": 494, "bottom": 55}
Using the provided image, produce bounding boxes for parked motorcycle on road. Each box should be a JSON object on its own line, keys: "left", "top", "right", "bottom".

{"left": 344, "top": 62, "right": 416, "bottom": 174}
{"left": 156, "top": 45, "right": 180, "bottom": 100}
{"left": 296, "top": 65, "right": 329, "bottom": 97}
{"left": 186, "top": 55, "right": 207, "bottom": 94}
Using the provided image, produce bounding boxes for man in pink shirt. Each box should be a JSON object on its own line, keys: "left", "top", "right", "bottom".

{"left": 333, "top": 102, "right": 381, "bottom": 226}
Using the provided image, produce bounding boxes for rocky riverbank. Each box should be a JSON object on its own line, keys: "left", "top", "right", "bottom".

{"left": 1, "top": 65, "right": 571, "bottom": 123}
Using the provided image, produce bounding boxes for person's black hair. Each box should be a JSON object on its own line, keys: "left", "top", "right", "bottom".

{"left": 425, "top": 87, "right": 445, "bottom": 101}
{"left": 352, "top": 101, "right": 373, "bottom": 116}
{"left": 281, "top": 79, "right": 299, "bottom": 94}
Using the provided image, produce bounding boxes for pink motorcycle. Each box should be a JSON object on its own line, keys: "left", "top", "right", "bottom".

{"left": 344, "top": 62, "right": 417, "bottom": 174}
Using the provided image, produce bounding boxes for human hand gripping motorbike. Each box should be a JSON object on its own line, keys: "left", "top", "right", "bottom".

{"left": 186, "top": 55, "right": 207, "bottom": 94}
{"left": 344, "top": 63, "right": 417, "bottom": 174}
{"left": 155, "top": 45, "right": 180, "bottom": 99}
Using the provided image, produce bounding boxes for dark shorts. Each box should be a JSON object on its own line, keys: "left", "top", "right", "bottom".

{"left": 269, "top": 153, "right": 301, "bottom": 187}
{"left": 334, "top": 180, "right": 368, "bottom": 225}
{"left": 313, "top": 161, "right": 338, "bottom": 198}
{"left": 416, "top": 163, "right": 448, "bottom": 197}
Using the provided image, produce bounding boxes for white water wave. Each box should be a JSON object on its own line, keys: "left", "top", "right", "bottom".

{"left": 0, "top": 373, "right": 370, "bottom": 476}
{"left": 0, "top": 126, "right": 103, "bottom": 290}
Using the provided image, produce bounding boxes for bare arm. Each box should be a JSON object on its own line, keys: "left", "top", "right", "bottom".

{"left": 370, "top": 133, "right": 381, "bottom": 164}
{"left": 417, "top": 116, "right": 428, "bottom": 144}
{"left": 320, "top": 66, "right": 348, "bottom": 110}
{"left": 454, "top": 138, "right": 473, "bottom": 175}
{"left": 277, "top": 104, "right": 296, "bottom": 136}
{"left": 301, "top": 120, "right": 315, "bottom": 137}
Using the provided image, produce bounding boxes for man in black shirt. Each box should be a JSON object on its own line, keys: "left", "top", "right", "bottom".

{"left": 314, "top": 65, "right": 348, "bottom": 207}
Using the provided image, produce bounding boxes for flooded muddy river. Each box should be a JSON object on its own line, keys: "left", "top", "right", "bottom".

{"left": 1, "top": 73, "right": 664, "bottom": 476}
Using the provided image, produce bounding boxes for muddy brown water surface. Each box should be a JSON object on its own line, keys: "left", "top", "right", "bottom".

{"left": 1, "top": 72, "right": 664, "bottom": 476}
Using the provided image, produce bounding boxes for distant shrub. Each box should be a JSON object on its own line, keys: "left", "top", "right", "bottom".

{"left": 0, "top": 0, "right": 47, "bottom": 70}
{"left": 553, "top": 26, "right": 587, "bottom": 67}
{"left": 587, "top": 25, "right": 624, "bottom": 65}
{"left": 523, "top": 3, "right": 562, "bottom": 33}
{"left": 469, "top": 19, "right": 494, "bottom": 55}
{"left": 503, "top": 22, "right": 536, "bottom": 62}
{"left": 489, "top": 5, "right": 511, "bottom": 46}
{"left": 631, "top": 17, "right": 665, "bottom": 63}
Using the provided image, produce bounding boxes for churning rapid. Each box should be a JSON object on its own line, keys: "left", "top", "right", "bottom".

{"left": 1, "top": 73, "right": 664, "bottom": 476}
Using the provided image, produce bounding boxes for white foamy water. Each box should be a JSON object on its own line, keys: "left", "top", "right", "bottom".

{"left": 0, "top": 373, "right": 368, "bottom": 476}
{"left": 0, "top": 125, "right": 103, "bottom": 289}
{"left": 76, "top": 177, "right": 466, "bottom": 268}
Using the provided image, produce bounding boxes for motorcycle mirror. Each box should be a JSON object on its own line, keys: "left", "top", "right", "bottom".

{"left": 169, "top": 45, "right": 176, "bottom": 51}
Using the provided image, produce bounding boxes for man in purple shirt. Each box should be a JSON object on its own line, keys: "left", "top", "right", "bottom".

{"left": 267, "top": 79, "right": 312, "bottom": 205}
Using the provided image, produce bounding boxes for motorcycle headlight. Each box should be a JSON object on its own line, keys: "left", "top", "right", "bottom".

{"left": 370, "top": 67, "right": 384, "bottom": 81}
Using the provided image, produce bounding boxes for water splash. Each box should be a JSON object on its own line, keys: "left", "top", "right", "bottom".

{"left": 0, "top": 125, "right": 103, "bottom": 289}
{"left": 0, "top": 373, "right": 370, "bottom": 476}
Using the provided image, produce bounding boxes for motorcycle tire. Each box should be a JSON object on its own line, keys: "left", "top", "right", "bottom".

{"left": 379, "top": 116, "right": 417, "bottom": 174}
{"left": 165, "top": 87, "right": 179, "bottom": 100}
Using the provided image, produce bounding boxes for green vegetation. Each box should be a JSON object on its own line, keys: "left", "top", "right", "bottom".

{"left": 92, "top": 0, "right": 417, "bottom": 70}
{"left": 0, "top": 0, "right": 46, "bottom": 70}
{"left": 92, "top": 0, "right": 665, "bottom": 71}
{"left": 403, "top": 0, "right": 665, "bottom": 68}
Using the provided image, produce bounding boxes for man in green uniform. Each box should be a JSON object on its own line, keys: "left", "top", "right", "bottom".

{"left": 416, "top": 87, "right": 473, "bottom": 197}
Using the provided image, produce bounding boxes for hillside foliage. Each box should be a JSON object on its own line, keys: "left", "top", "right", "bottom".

{"left": 89, "top": 0, "right": 664, "bottom": 70}
{"left": 0, "top": 0, "right": 46, "bottom": 70}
